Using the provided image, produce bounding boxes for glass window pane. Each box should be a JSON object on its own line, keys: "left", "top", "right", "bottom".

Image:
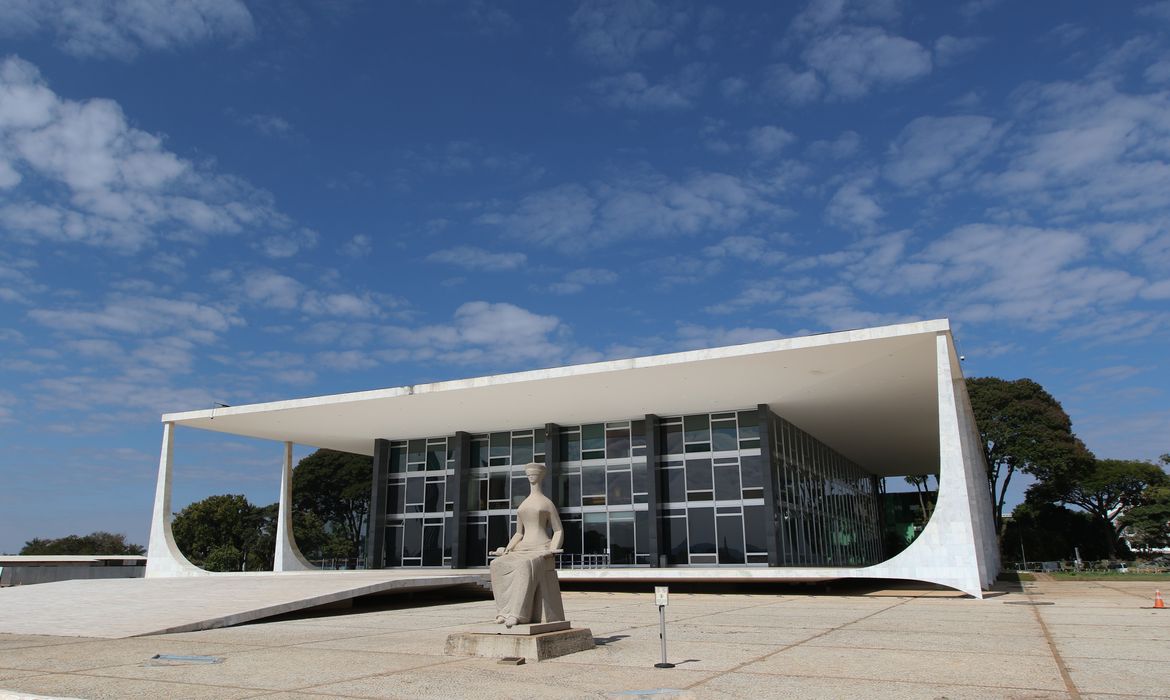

{"left": 714, "top": 464, "right": 741, "bottom": 501}
{"left": 426, "top": 443, "right": 444, "bottom": 470}
{"left": 403, "top": 519, "right": 422, "bottom": 559}
{"left": 688, "top": 507, "right": 716, "bottom": 554}
{"left": 582, "top": 423, "right": 605, "bottom": 452}
{"left": 606, "top": 428, "right": 630, "bottom": 459}
{"left": 582, "top": 465, "right": 606, "bottom": 496}
{"left": 390, "top": 446, "right": 406, "bottom": 473}
{"left": 666, "top": 468, "right": 685, "bottom": 503}
{"left": 511, "top": 476, "right": 530, "bottom": 508}
{"left": 737, "top": 411, "right": 759, "bottom": 440}
{"left": 489, "top": 473, "right": 508, "bottom": 501}
{"left": 632, "top": 463, "right": 648, "bottom": 494}
{"left": 423, "top": 525, "right": 442, "bottom": 566}
{"left": 557, "top": 472, "right": 580, "bottom": 508}
{"left": 662, "top": 423, "right": 683, "bottom": 454}
{"left": 405, "top": 476, "right": 424, "bottom": 505}
{"left": 388, "top": 482, "right": 405, "bottom": 513}
{"left": 683, "top": 414, "right": 710, "bottom": 443}
{"left": 583, "top": 512, "right": 607, "bottom": 554}
{"left": 408, "top": 439, "right": 426, "bottom": 464}
{"left": 744, "top": 505, "right": 768, "bottom": 554}
{"left": 686, "top": 458, "right": 713, "bottom": 491}
{"left": 465, "top": 523, "right": 486, "bottom": 567}
{"left": 385, "top": 525, "right": 402, "bottom": 567}
{"left": 607, "top": 470, "right": 632, "bottom": 506}
{"left": 560, "top": 431, "right": 581, "bottom": 462}
{"left": 712, "top": 421, "right": 737, "bottom": 452}
{"left": 490, "top": 432, "right": 510, "bottom": 458}
{"left": 563, "top": 517, "right": 581, "bottom": 556}
{"left": 740, "top": 455, "right": 763, "bottom": 489}
{"left": 631, "top": 420, "right": 646, "bottom": 450}
{"left": 424, "top": 482, "right": 443, "bottom": 512}
{"left": 470, "top": 440, "right": 487, "bottom": 468}
{"left": 717, "top": 514, "right": 746, "bottom": 564}
{"left": 666, "top": 516, "right": 688, "bottom": 564}
{"left": 610, "top": 516, "right": 635, "bottom": 565}
{"left": 488, "top": 515, "right": 510, "bottom": 551}
{"left": 512, "top": 436, "right": 533, "bottom": 465}
{"left": 635, "top": 510, "right": 650, "bottom": 556}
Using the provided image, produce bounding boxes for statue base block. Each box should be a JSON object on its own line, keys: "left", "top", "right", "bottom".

{"left": 467, "top": 621, "right": 570, "bottom": 635}
{"left": 445, "top": 627, "right": 595, "bottom": 661}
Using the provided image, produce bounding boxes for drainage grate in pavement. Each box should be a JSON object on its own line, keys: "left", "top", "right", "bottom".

{"left": 1004, "top": 601, "right": 1055, "bottom": 605}
{"left": 146, "top": 654, "right": 225, "bottom": 666}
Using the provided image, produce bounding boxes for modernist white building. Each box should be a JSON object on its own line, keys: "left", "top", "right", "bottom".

{"left": 147, "top": 319, "right": 1000, "bottom": 597}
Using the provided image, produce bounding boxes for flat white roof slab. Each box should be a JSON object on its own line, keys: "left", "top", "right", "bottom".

{"left": 0, "top": 571, "right": 488, "bottom": 638}
{"left": 164, "top": 319, "right": 952, "bottom": 476}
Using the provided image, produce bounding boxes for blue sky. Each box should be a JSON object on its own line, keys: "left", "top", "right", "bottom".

{"left": 1, "top": 0, "right": 1168, "bottom": 554}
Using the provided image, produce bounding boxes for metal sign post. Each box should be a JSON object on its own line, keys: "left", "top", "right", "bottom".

{"left": 654, "top": 586, "right": 674, "bottom": 669}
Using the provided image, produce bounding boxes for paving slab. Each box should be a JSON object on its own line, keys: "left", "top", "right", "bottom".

{"left": 3, "top": 579, "right": 1169, "bottom": 698}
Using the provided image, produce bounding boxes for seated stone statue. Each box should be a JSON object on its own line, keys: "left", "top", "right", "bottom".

{"left": 488, "top": 462, "right": 566, "bottom": 628}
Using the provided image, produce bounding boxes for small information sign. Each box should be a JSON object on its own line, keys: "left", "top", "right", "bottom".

{"left": 654, "top": 586, "right": 669, "bottom": 607}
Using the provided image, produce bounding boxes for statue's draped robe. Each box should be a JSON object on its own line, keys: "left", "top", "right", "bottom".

{"left": 489, "top": 543, "right": 559, "bottom": 624}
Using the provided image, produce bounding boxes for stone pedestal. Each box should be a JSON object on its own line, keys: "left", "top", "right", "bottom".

{"left": 445, "top": 625, "right": 594, "bottom": 662}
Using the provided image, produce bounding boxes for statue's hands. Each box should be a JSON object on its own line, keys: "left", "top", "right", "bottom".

{"left": 490, "top": 547, "right": 506, "bottom": 556}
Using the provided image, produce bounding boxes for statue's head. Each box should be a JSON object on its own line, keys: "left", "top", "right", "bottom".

{"left": 523, "top": 462, "right": 547, "bottom": 481}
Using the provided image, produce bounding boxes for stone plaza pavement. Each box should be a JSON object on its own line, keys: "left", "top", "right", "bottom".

{"left": 1, "top": 577, "right": 1167, "bottom": 699}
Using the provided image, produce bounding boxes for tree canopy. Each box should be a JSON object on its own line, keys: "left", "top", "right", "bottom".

{"left": 292, "top": 449, "right": 371, "bottom": 559}
{"left": 171, "top": 494, "right": 273, "bottom": 572}
{"left": 966, "top": 377, "right": 1094, "bottom": 535}
{"left": 20, "top": 531, "right": 144, "bottom": 556}
{"left": 1031, "top": 458, "right": 1168, "bottom": 559}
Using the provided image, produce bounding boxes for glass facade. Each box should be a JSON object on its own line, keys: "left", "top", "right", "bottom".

{"left": 373, "top": 407, "right": 881, "bottom": 569}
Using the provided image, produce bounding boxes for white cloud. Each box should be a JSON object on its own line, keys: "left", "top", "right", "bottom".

{"left": 481, "top": 169, "right": 785, "bottom": 251}
{"left": 258, "top": 228, "right": 318, "bottom": 258}
{"left": 933, "top": 35, "right": 986, "bottom": 66}
{"left": 301, "top": 291, "right": 383, "bottom": 318}
{"left": 703, "top": 235, "right": 786, "bottom": 265}
{"left": 28, "top": 294, "right": 242, "bottom": 341}
{"left": 340, "top": 234, "right": 373, "bottom": 258}
{"left": 426, "top": 246, "right": 527, "bottom": 271}
{"left": 674, "top": 323, "right": 783, "bottom": 350}
{"left": 242, "top": 269, "right": 303, "bottom": 310}
{"left": 0, "top": 0, "right": 254, "bottom": 60}
{"left": 807, "top": 130, "right": 862, "bottom": 160}
{"left": 0, "top": 56, "right": 297, "bottom": 252}
{"left": 548, "top": 268, "right": 618, "bottom": 295}
{"left": 760, "top": 64, "right": 822, "bottom": 105}
{"left": 386, "top": 302, "right": 568, "bottom": 366}
{"left": 885, "top": 115, "right": 1000, "bottom": 188}
{"left": 803, "top": 27, "right": 932, "bottom": 100}
{"left": 826, "top": 177, "right": 883, "bottom": 231}
{"left": 590, "top": 65, "right": 706, "bottom": 111}
{"left": 234, "top": 112, "right": 293, "bottom": 137}
{"left": 570, "top": 0, "right": 687, "bottom": 68}
{"left": 746, "top": 125, "right": 796, "bottom": 158}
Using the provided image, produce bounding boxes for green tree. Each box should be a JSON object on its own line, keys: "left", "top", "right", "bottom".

{"left": 1121, "top": 484, "right": 1170, "bottom": 552}
{"left": 1034, "top": 459, "right": 1169, "bottom": 559}
{"left": 171, "top": 494, "right": 273, "bottom": 572}
{"left": 292, "top": 449, "right": 372, "bottom": 559}
{"left": 1002, "top": 501, "right": 1112, "bottom": 562}
{"left": 20, "top": 531, "right": 145, "bottom": 556}
{"left": 966, "top": 377, "right": 1094, "bottom": 536}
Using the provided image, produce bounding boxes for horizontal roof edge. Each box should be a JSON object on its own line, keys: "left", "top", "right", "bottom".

{"left": 162, "top": 318, "right": 951, "bottom": 424}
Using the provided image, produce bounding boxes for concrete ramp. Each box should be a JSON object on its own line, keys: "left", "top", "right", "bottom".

{"left": 0, "top": 570, "right": 488, "bottom": 638}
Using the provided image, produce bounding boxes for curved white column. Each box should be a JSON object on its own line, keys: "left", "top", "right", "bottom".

{"left": 852, "top": 331, "right": 997, "bottom": 597}
{"left": 275, "top": 441, "right": 315, "bottom": 571}
{"left": 145, "top": 422, "right": 207, "bottom": 578}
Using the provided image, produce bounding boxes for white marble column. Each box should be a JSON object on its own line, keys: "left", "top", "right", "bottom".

{"left": 145, "top": 422, "right": 206, "bottom": 578}
{"left": 275, "top": 441, "right": 315, "bottom": 571}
